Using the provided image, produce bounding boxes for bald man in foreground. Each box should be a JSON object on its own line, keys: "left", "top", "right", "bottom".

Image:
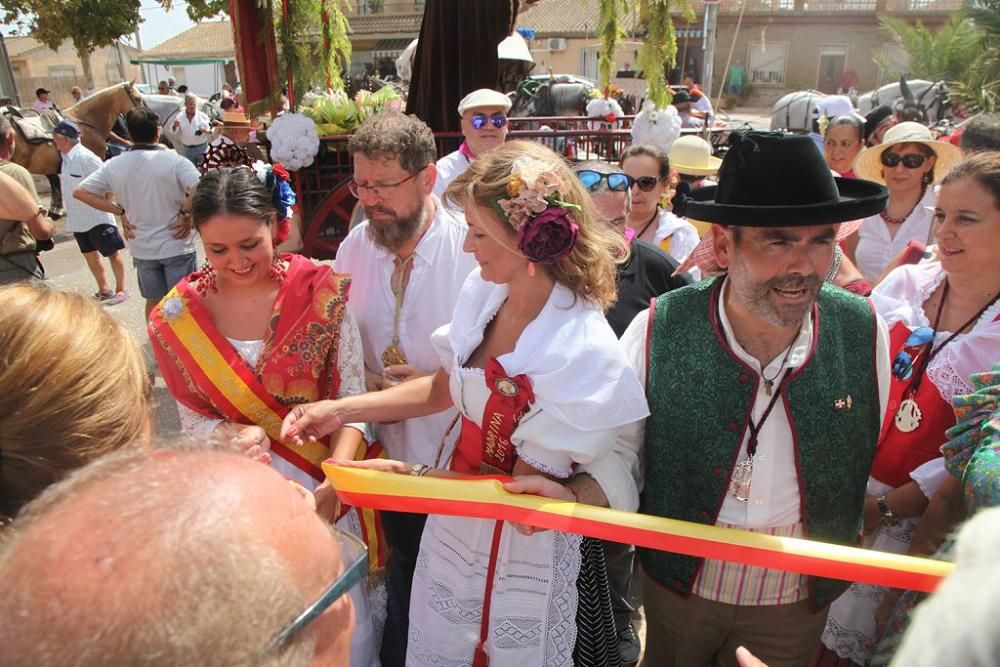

{"left": 0, "top": 447, "right": 357, "bottom": 667}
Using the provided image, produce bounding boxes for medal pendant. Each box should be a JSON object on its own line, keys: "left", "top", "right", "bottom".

{"left": 381, "top": 344, "right": 408, "bottom": 367}
{"left": 894, "top": 398, "right": 922, "bottom": 433}
{"left": 729, "top": 458, "right": 753, "bottom": 503}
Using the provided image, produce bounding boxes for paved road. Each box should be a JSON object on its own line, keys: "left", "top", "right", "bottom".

{"left": 34, "top": 176, "right": 183, "bottom": 438}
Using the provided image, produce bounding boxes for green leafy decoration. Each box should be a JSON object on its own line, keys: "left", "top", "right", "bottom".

{"left": 597, "top": 0, "right": 629, "bottom": 92}
{"left": 875, "top": 15, "right": 982, "bottom": 82}
{"left": 636, "top": 0, "right": 693, "bottom": 108}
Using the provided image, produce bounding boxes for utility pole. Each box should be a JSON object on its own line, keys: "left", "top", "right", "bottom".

{"left": 701, "top": 0, "right": 719, "bottom": 101}
{"left": 0, "top": 32, "right": 21, "bottom": 105}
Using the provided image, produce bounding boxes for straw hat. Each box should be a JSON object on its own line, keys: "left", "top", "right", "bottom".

{"left": 853, "top": 121, "right": 962, "bottom": 185}
{"left": 669, "top": 135, "right": 722, "bottom": 176}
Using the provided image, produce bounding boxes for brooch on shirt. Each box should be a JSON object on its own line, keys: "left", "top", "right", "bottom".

{"left": 834, "top": 395, "right": 853, "bottom": 411}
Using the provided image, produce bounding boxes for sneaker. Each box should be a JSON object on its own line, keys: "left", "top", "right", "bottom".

{"left": 618, "top": 623, "right": 641, "bottom": 665}
{"left": 95, "top": 289, "right": 115, "bottom": 301}
{"left": 103, "top": 291, "right": 129, "bottom": 306}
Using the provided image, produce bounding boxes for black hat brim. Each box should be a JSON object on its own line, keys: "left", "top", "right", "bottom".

{"left": 684, "top": 177, "right": 888, "bottom": 226}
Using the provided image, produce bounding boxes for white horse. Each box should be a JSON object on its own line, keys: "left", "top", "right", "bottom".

{"left": 140, "top": 93, "right": 219, "bottom": 148}
{"left": 771, "top": 79, "right": 951, "bottom": 133}
{"left": 856, "top": 79, "right": 949, "bottom": 124}
{"left": 769, "top": 90, "right": 827, "bottom": 133}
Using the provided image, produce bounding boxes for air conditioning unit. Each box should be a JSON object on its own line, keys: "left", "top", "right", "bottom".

{"left": 547, "top": 38, "right": 567, "bottom": 52}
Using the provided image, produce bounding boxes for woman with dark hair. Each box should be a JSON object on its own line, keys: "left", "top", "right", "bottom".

{"left": 823, "top": 114, "right": 865, "bottom": 177}
{"left": 620, "top": 143, "right": 700, "bottom": 267}
{"left": 147, "top": 165, "right": 383, "bottom": 666}
{"left": 849, "top": 122, "right": 962, "bottom": 282}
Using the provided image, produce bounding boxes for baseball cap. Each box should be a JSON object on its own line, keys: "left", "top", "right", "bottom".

{"left": 52, "top": 120, "right": 81, "bottom": 139}
{"left": 457, "top": 89, "right": 511, "bottom": 116}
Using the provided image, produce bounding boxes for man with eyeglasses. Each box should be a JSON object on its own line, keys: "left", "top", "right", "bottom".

{"left": 432, "top": 88, "right": 511, "bottom": 198}
{"left": 0, "top": 447, "right": 360, "bottom": 666}
{"left": 336, "top": 111, "right": 478, "bottom": 667}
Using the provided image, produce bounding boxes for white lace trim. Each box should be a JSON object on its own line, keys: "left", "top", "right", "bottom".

{"left": 516, "top": 451, "right": 573, "bottom": 479}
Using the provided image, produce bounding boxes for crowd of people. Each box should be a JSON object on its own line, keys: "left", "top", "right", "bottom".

{"left": 1, "top": 79, "right": 1000, "bottom": 667}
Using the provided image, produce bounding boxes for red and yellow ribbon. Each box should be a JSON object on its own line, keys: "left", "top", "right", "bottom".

{"left": 323, "top": 464, "right": 953, "bottom": 593}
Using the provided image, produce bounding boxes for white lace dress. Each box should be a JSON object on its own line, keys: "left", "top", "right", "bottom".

{"left": 821, "top": 261, "right": 1000, "bottom": 664}
{"left": 405, "top": 269, "right": 648, "bottom": 667}
{"left": 175, "top": 309, "right": 386, "bottom": 667}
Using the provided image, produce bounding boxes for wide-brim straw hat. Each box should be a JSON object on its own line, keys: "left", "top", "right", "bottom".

{"left": 853, "top": 121, "right": 963, "bottom": 185}
{"left": 669, "top": 135, "right": 722, "bottom": 176}
{"left": 684, "top": 131, "right": 887, "bottom": 226}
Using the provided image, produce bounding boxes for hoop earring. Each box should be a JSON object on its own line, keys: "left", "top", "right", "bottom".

{"left": 269, "top": 256, "right": 287, "bottom": 283}
{"left": 195, "top": 260, "right": 217, "bottom": 297}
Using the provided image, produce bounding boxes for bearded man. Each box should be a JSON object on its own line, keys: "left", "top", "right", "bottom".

{"left": 617, "top": 131, "right": 893, "bottom": 667}
{"left": 335, "top": 112, "right": 477, "bottom": 667}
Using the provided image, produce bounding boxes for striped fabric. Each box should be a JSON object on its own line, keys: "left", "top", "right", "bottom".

{"left": 692, "top": 522, "right": 808, "bottom": 606}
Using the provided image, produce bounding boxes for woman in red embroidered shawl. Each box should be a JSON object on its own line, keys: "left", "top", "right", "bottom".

{"left": 148, "top": 166, "right": 383, "bottom": 667}
{"left": 282, "top": 141, "right": 649, "bottom": 667}
{"left": 819, "top": 151, "right": 1000, "bottom": 667}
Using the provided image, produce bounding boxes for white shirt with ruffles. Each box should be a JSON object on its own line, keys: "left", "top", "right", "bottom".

{"left": 405, "top": 268, "right": 648, "bottom": 666}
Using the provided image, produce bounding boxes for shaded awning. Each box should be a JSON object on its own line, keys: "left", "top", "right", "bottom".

{"left": 131, "top": 56, "right": 232, "bottom": 65}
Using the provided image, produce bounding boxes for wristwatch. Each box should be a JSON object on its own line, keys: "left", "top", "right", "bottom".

{"left": 410, "top": 463, "right": 431, "bottom": 477}
{"left": 876, "top": 495, "right": 899, "bottom": 527}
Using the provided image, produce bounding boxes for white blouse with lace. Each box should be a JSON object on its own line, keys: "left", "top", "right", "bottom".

{"left": 176, "top": 308, "right": 368, "bottom": 491}
{"left": 405, "top": 268, "right": 648, "bottom": 666}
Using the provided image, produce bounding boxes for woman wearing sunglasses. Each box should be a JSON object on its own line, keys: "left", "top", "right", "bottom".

{"left": 283, "top": 141, "right": 649, "bottom": 667}
{"left": 818, "top": 152, "right": 1000, "bottom": 667}
{"left": 849, "top": 122, "right": 962, "bottom": 282}
{"left": 620, "top": 144, "right": 700, "bottom": 269}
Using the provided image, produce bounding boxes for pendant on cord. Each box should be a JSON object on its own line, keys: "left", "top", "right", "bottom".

{"left": 894, "top": 398, "right": 922, "bottom": 433}
{"left": 730, "top": 457, "right": 754, "bottom": 502}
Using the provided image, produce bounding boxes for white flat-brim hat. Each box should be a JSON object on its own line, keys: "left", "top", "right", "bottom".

{"left": 669, "top": 135, "right": 722, "bottom": 176}
{"left": 853, "top": 121, "right": 962, "bottom": 185}
{"left": 457, "top": 89, "right": 512, "bottom": 116}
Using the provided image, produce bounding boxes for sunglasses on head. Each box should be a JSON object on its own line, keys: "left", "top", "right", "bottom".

{"left": 471, "top": 112, "right": 508, "bottom": 130}
{"left": 880, "top": 151, "right": 929, "bottom": 169}
{"left": 577, "top": 170, "right": 633, "bottom": 192}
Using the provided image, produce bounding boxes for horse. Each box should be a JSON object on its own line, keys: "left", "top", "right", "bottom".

{"left": 856, "top": 78, "right": 949, "bottom": 125}
{"left": 140, "top": 93, "right": 219, "bottom": 149}
{"left": 65, "top": 81, "right": 144, "bottom": 158}
{"left": 771, "top": 78, "right": 950, "bottom": 133}
{"left": 509, "top": 77, "right": 595, "bottom": 117}
{"left": 3, "top": 105, "right": 66, "bottom": 211}
{"left": 769, "top": 89, "right": 828, "bottom": 133}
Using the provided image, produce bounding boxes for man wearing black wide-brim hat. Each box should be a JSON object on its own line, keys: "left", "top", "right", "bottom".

{"left": 615, "top": 131, "right": 894, "bottom": 665}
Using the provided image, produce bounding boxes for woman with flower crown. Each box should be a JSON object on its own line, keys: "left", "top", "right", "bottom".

{"left": 282, "top": 140, "right": 649, "bottom": 666}
{"left": 147, "top": 164, "right": 385, "bottom": 667}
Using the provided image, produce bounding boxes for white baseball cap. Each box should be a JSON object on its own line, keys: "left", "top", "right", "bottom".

{"left": 457, "top": 89, "right": 512, "bottom": 116}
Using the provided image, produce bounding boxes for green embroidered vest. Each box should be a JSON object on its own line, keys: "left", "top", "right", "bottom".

{"left": 639, "top": 279, "right": 881, "bottom": 609}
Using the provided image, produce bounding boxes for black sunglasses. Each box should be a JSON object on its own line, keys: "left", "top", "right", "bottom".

{"left": 577, "top": 170, "right": 633, "bottom": 192}
{"left": 471, "top": 112, "right": 508, "bottom": 130}
{"left": 630, "top": 175, "right": 662, "bottom": 192}
{"left": 880, "top": 151, "right": 930, "bottom": 169}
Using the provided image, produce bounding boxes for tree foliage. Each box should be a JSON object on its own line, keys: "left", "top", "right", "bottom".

{"left": 0, "top": 0, "right": 143, "bottom": 89}
{"left": 636, "top": 0, "right": 693, "bottom": 108}
{"left": 875, "top": 15, "right": 982, "bottom": 82}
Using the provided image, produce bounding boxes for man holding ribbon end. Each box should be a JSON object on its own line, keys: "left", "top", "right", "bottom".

{"left": 618, "top": 131, "right": 893, "bottom": 666}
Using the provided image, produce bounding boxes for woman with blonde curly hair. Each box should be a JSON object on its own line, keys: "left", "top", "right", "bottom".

{"left": 282, "top": 140, "right": 649, "bottom": 666}
{"left": 0, "top": 284, "right": 150, "bottom": 522}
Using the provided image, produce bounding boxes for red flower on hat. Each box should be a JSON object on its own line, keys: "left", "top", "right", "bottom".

{"left": 272, "top": 163, "right": 290, "bottom": 182}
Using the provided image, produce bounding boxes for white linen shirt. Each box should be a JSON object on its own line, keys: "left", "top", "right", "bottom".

{"left": 60, "top": 143, "right": 117, "bottom": 233}
{"left": 616, "top": 278, "right": 891, "bottom": 529}
{"left": 175, "top": 110, "right": 211, "bottom": 146}
{"left": 78, "top": 147, "right": 201, "bottom": 260}
{"left": 334, "top": 196, "right": 479, "bottom": 465}
{"left": 855, "top": 187, "right": 936, "bottom": 282}
{"left": 432, "top": 149, "right": 471, "bottom": 198}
